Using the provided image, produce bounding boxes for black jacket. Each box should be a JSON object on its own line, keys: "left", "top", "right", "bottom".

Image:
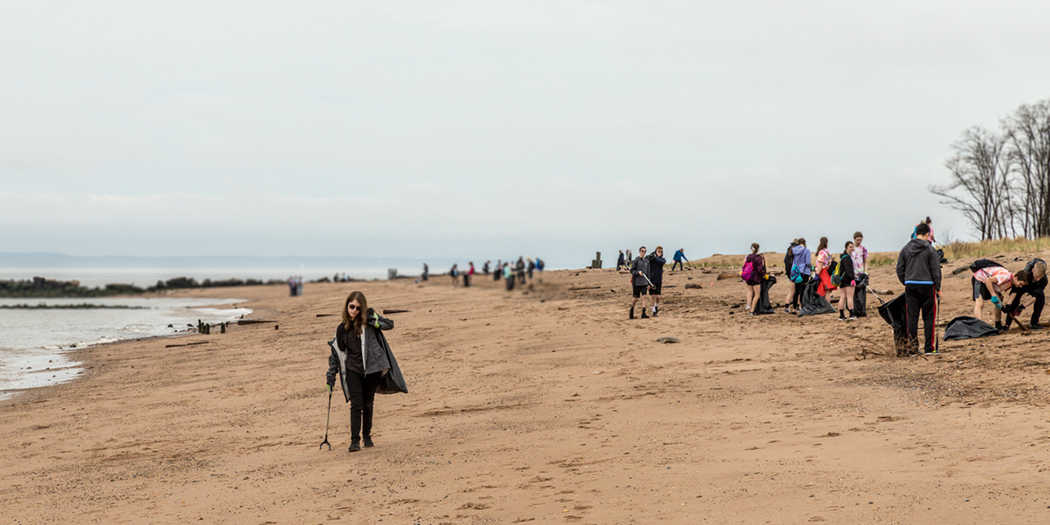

{"left": 840, "top": 251, "right": 856, "bottom": 284}
{"left": 647, "top": 254, "right": 666, "bottom": 284}
{"left": 327, "top": 309, "right": 394, "bottom": 401}
{"left": 896, "top": 238, "right": 941, "bottom": 289}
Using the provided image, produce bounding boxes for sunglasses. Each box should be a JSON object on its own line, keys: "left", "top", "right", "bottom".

{"left": 347, "top": 304, "right": 361, "bottom": 311}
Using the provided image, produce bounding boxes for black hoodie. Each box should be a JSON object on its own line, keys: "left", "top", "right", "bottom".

{"left": 896, "top": 238, "right": 941, "bottom": 289}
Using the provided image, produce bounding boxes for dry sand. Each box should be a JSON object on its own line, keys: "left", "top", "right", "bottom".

{"left": 3, "top": 252, "right": 1050, "bottom": 524}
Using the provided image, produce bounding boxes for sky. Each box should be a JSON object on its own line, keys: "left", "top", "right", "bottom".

{"left": 2, "top": 1, "right": 1049, "bottom": 268}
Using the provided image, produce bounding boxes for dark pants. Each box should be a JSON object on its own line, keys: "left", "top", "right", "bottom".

{"left": 790, "top": 274, "right": 810, "bottom": 309}
{"left": 671, "top": 260, "right": 684, "bottom": 271}
{"left": 347, "top": 371, "right": 382, "bottom": 440}
{"left": 905, "top": 284, "right": 937, "bottom": 352}
{"left": 518, "top": 272, "right": 525, "bottom": 284}
{"left": 1008, "top": 277, "right": 1047, "bottom": 325}
{"left": 506, "top": 277, "right": 515, "bottom": 291}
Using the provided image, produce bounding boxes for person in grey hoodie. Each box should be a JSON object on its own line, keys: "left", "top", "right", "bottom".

{"left": 327, "top": 291, "right": 393, "bottom": 452}
{"left": 629, "top": 246, "right": 652, "bottom": 319}
{"left": 787, "top": 238, "right": 812, "bottom": 314}
{"left": 895, "top": 222, "right": 942, "bottom": 354}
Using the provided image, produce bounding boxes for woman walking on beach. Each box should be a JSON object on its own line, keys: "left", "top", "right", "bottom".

{"left": 814, "top": 237, "right": 836, "bottom": 297}
{"left": 837, "top": 241, "right": 858, "bottom": 320}
{"left": 743, "top": 243, "right": 765, "bottom": 315}
{"left": 326, "top": 291, "right": 393, "bottom": 452}
{"left": 450, "top": 264, "right": 459, "bottom": 288}
{"left": 786, "top": 238, "right": 811, "bottom": 314}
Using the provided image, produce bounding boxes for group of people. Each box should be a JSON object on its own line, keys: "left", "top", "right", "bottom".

{"left": 778, "top": 233, "right": 869, "bottom": 320}
{"left": 626, "top": 246, "right": 667, "bottom": 319}
{"left": 287, "top": 276, "right": 305, "bottom": 296}
{"left": 619, "top": 248, "right": 688, "bottom": 272}
{"left": 440, "top": 257, "right": 546, "bottom": 290}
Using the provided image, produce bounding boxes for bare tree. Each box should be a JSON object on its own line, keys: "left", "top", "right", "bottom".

{"left": 930, "top": 126, "right": 1012, "bottom": 240}
{"left": 1003, "top": 100, "right": 1050, "bottom": 237}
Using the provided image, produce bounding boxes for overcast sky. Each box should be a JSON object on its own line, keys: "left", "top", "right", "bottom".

{"left": 2, "top": 1, "right": 1049, "bottom": 267}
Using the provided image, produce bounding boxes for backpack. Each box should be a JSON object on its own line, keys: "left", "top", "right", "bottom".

{"left": 741, "top": 260, "right": 754, "bottom": 282}
{"left": 831, "top": 257, "right": 844, "bottom": 286}
{"left": 786, "top": 246, "right": 803, "bottom": 283}
{"left": 969, "top": 259, "right": 1003, "bottom": 273}
{"left": 826, "top": 256, "right": 837, "bottom": 276}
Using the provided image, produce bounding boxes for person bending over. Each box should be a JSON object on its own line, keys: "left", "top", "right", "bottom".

{"left": 972, "top": 265, "right": 1029, "bottom": 332}
{"left": 1004, "top": 258, "right": 1045, "bottom": 330}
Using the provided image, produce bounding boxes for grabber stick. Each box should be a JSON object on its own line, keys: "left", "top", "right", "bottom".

{"left": 319, "top": 390, "right": 332, "bottom": 451}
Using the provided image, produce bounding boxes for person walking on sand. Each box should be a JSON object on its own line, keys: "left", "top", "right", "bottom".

{"left": 972, "top": 264, "right": 1029, "bottom": 332}
{"left": 422, "top": 263, "right": 429, "bottom": 281}
{"left": 814, "top": 237, "right": 836, "bottom": 297}
{"left": 482, "top": 260, "right": 490, "bottom": 275}
{"left": 535, "top": 257, "right": 545, "bottom": 283}
{"left": 896, "top": 222, "right": 941, "bottom": 354}
{"left": 743, "top": 243, "right": 765, "bottom": 315}
{"left": 672, "top": 248, "right": 688, "bottom": 271}
{"left": 1004, "top": 259, "right": 1047, "bottom": 330}
{"left": 516, "top": 257, "right": 526, "bottom": 285}
{"left": 787, "top": 238, "right": 811, "bottom": 314}
{"left": 837, "top": 241, "right": 858, "bottom": 321}
{"left": 450, "top": 264, "right": 459, "bottom": 288}
{"left": 629, "top": 246, "right": 652, "bottom": 319}
{"left": 326, "top": 291, "right": 393, "bottom": 452}
{"left": 648, "top": 246, "right": 667, "bottom": 317}
{"left": 494, "top": 259, "right": 502, "bottom": 281}
{"left": 617, "top": 250, "right": 626, "bottom": 270}
{"left": 465, "top": 262, "right": 475, "bottom": 287}
{"left": 503, "top": 262, "right": 515, "bottom": 291}
{"left": 527, "top": 258, "right": 535, "bottom": 280}
{"left": 852, "top": 232, "right": 868, "bottom": 276}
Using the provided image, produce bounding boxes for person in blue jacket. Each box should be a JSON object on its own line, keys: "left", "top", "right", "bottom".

{"left": 671, "top": 248, "right": 688, "bottom": 271}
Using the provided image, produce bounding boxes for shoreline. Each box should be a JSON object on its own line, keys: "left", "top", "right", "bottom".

{"left": 4, "top": 261, "right": 1050, "bottom": 523}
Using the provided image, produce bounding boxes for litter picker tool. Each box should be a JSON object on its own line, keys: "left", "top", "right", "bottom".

{"left": 319, "top": 389, "right": 332, "bottom": 451}
{"left": 867, "top": 288, "right": 887, "bottom": 306}
{"left": 996, "top": 299, "right": 1029, "bottom": 333}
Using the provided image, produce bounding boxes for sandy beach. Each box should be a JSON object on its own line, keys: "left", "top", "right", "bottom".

{"left": 3, "top": 252, "right": 1050, "bottom": 524}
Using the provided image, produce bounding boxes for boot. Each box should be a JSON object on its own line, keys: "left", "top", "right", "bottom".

{"left": 640, "top": 309, "right": 649, "bottom": 319}
{"left": 363, "top": 436, "right": 374, "bottom": 448}
{"left": 629, "top": 307, "right": 635, "bottom": 320}
{"left": 838, "top": 310, "right": 846, "bottom": 321}
{"left": 350, "top": 411, "right": 362, "bottom": 451}
{"left": 349, "top": 438, "right": 361, "bottom": 452}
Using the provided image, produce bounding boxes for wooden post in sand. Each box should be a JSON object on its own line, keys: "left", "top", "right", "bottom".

{"left": 591, "top": 252, "right": 602, "bottom": 269}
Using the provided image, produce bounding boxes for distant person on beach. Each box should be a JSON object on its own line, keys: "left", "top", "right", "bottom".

{"left": 1004, "top": 259, "right": 1046, "bottom": 330}
{"left": 629, "top": 246, "right": 651, "bottom": 319}
{"left": 852, "top": 232, "right": 868, "bottom": 276}
{"left": 897, "top": 223, "right": 942, "bottom": 354}
{"left": 503, "top": 262, "right": 515, "bottom": 291}
{"left": 972, "top": 265, "right": 1029, "bottom": 332}
{"left": 326, "top": 291, "right": 393, "bottom": 452}
{"left": 617, "top": 250, "right": 626, "bottom": 270}
{"left": 625, "top": 249, "right": 632, "bottom": 264}
{"left": 912, "top": 217, "right": 936, "bottom": 244}
{"left": 494, "top": 259, "right": 502, "bottom": 281}
{"left": 465, "top": 262, "right": 475, "bottom": 287}
{"left": 535, "top": 257, "right": 545, "bottom": 283}
{"left": 483, "top": 260, "right": 490, "bottom": 275}
{"left": 450, "top": 264, "right": 459, "bottom": 288}
{"left": 648, "top": 246, "right": 666, "bottom": 317}
{"left": 837, "top": 241, "right": 858, "bottom": 321}
{"left": 422, "top": 263, "right": 429, "bottom": 281}
{"left": 783, "top": 240, "right": 798, "bottom": 312}
{"left": 743, "top": 243, "right": 764, "bottom": 315}
{"left": 527, "top": 258, "right": 535, "bottom": 280}
{"left": 813, "top": 237, "right": 836, "bottom": 298}
{"left": 672, "top": 248, "right": 688, "bottom": 271}
{"left": 787, "top": 238, "right": 811, "bottom": 314}
{"left": 516, "top": 257, "right": 526, "bottom": 285}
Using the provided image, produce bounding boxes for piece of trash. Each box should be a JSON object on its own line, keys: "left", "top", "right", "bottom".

{"left": 656, "top": 337, "right": 680, "bottom": 344}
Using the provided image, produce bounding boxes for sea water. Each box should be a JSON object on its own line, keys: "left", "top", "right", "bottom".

{"left": 0, "top": 297, "right": 251, "bottom": 401}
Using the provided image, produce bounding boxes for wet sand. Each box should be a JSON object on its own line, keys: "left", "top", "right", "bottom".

{"left": 3, "top": 254, "right": 1050, "bottom": 524}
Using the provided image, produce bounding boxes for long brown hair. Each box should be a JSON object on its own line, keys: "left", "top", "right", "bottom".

{"left": 341, "top": 291, "right": 368, "bottom": 335}
{"left": 818, "top": 237, "right": 828, "bottom": 252}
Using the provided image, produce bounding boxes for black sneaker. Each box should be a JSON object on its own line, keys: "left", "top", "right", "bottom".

{"left": 1031, "top": 323, "right": 1044, "bottom": 330}
{"left": 349, "top": 439, "right": 361, "bottom": 452}
{"left": 363, "top": 436, "right": 374, "bottom": 448}
{"left": 629, "top": 308, "right": 635, "bottom": 320}
{"left": 924, "top": 348, "right": 938, "bottom": 355}
{"left": 640, "top": 312, "right": 650, "bottom": 319}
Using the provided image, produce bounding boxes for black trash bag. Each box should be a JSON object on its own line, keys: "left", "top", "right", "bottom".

{"left": 853, "top": 273, "right": 869, "bottom": 318}
{"left": 797, "top": 278, "right": 835, "bottom": 316}
{"left": 877, "top": 294, "right": 908, "bottom": 354}
{"left": 754, "top": 275, "right": 777, "bottom": 315}
{"left": 943, "top": 316, "right": 999, "bottom": 341}
{"left": 374, "top": 330, "right": 408, "bottom": 395}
